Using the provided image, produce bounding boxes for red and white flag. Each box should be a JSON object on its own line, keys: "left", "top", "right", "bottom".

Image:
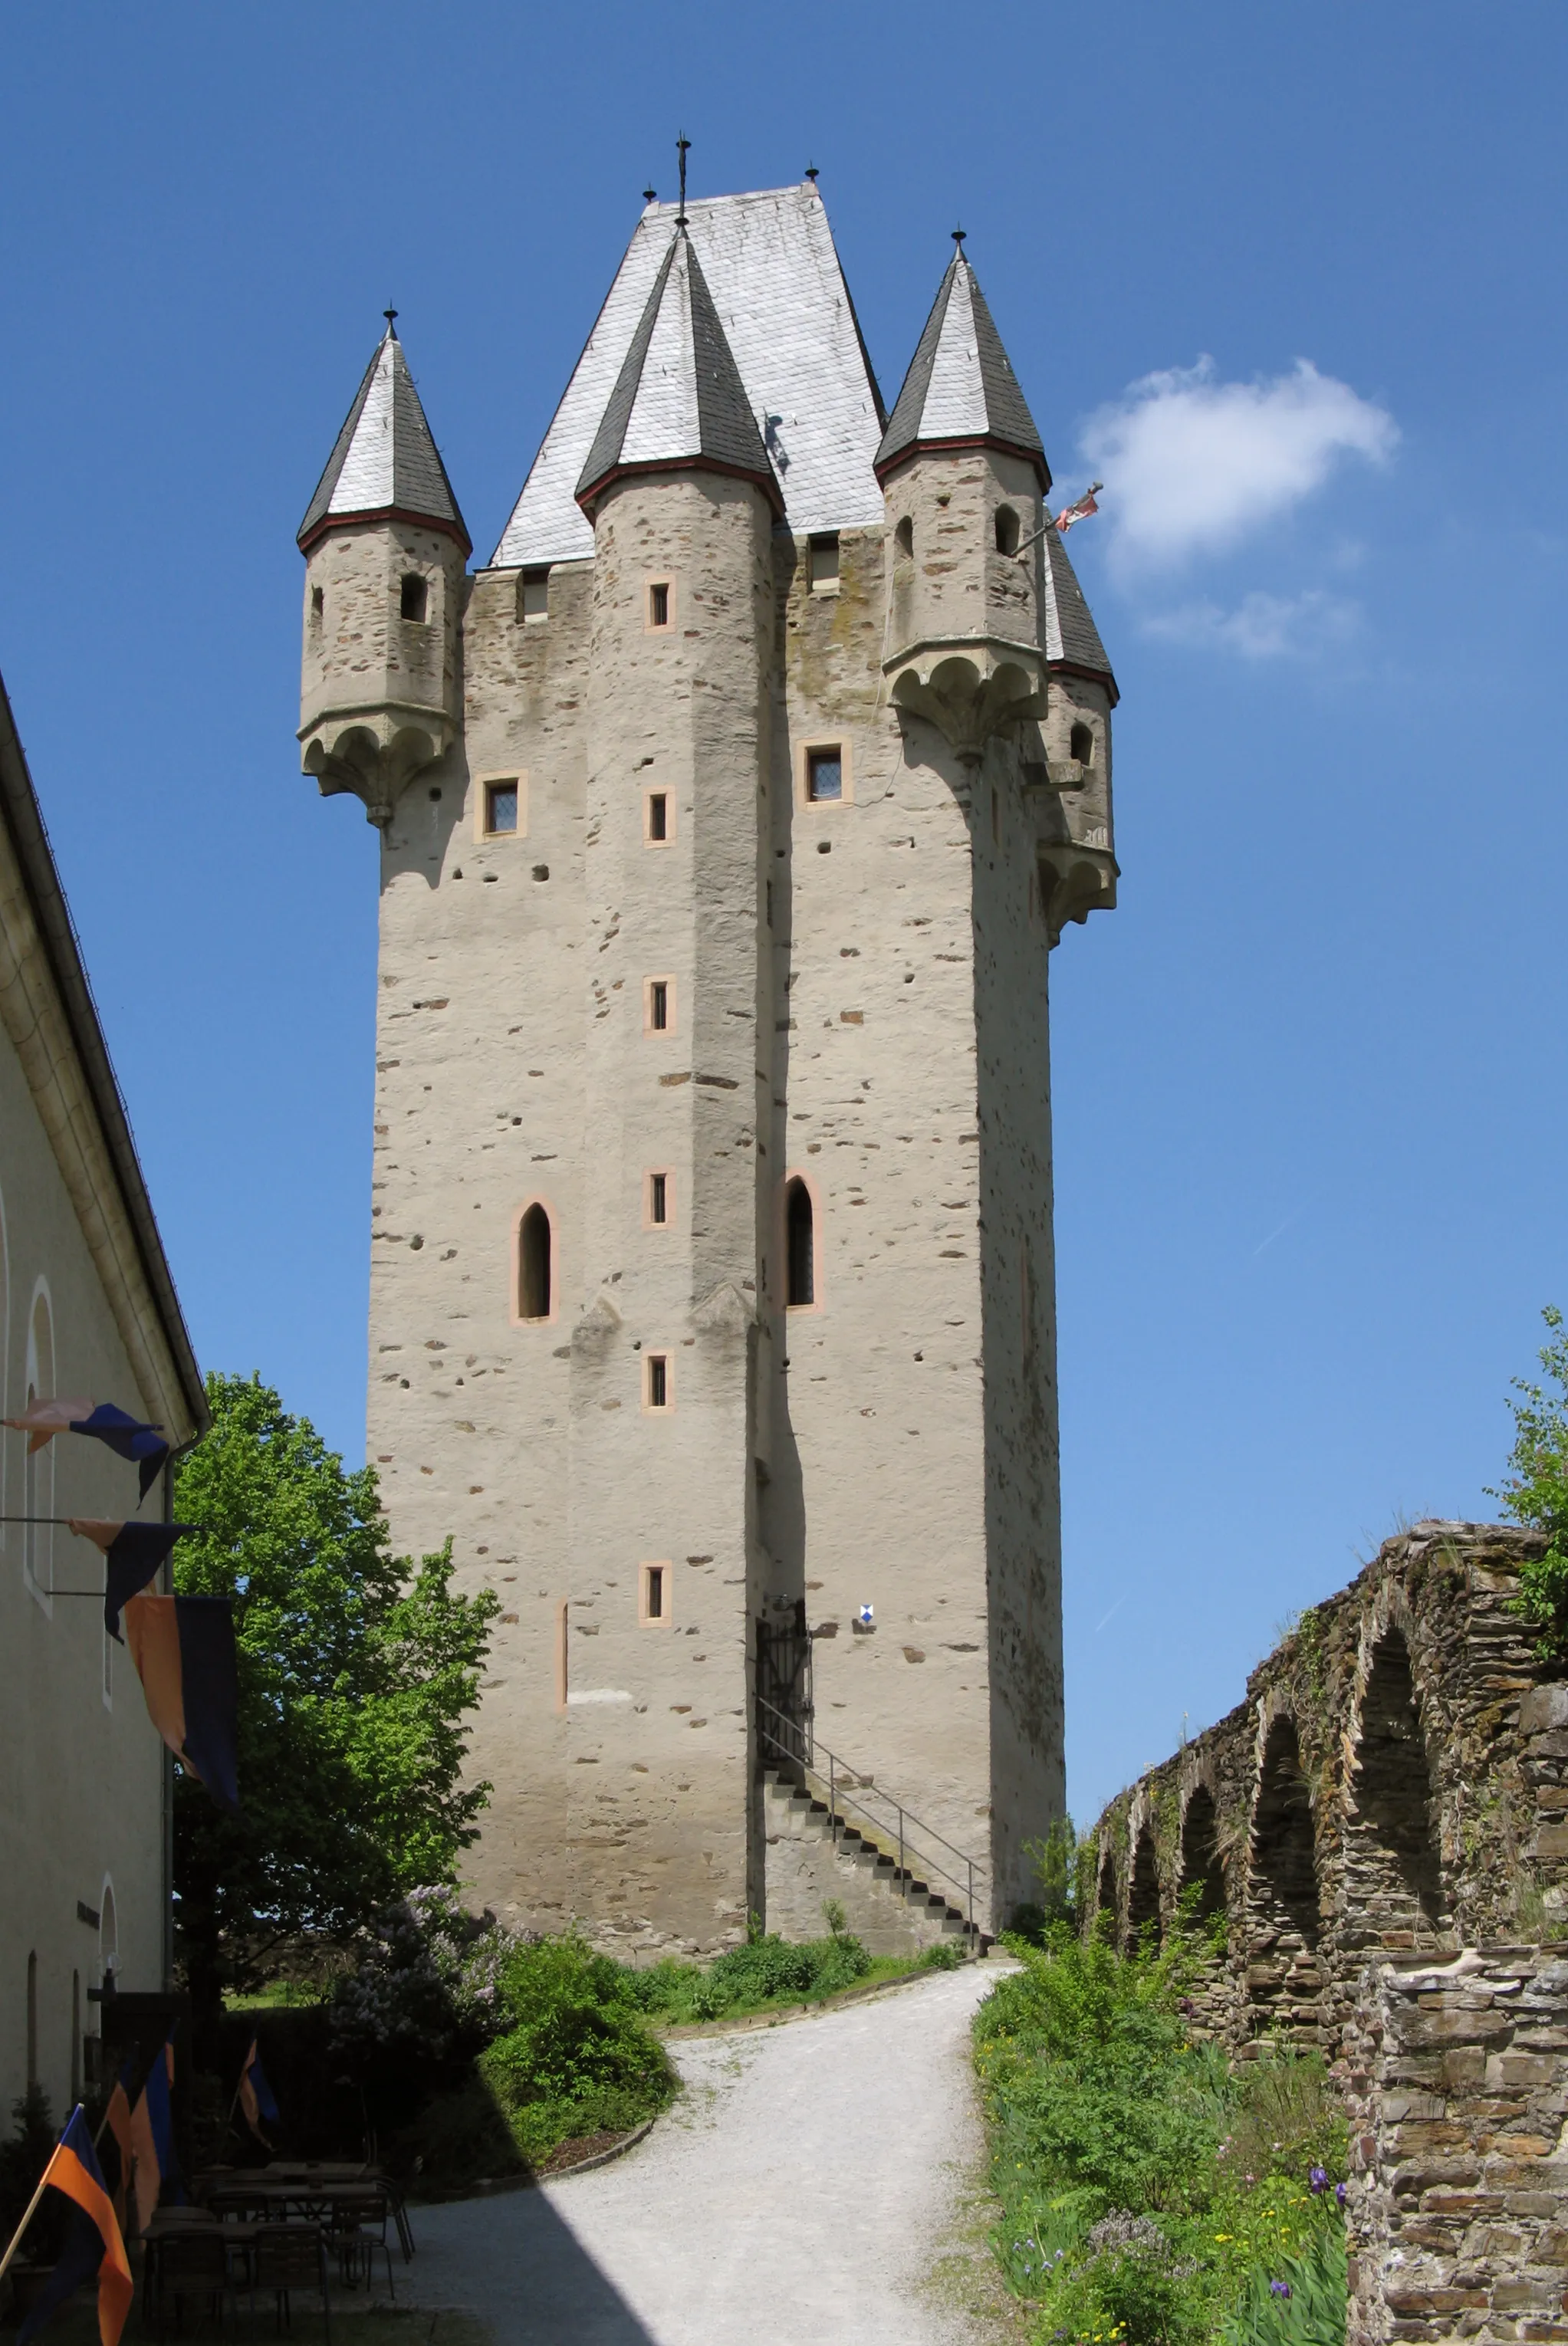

{"left": 1053, "top": 481, "right": 1103, "bottom": 534}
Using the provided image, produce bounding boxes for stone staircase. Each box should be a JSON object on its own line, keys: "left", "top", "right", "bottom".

{"left": 761, "top": 1766, "right": 988, "bottom": 1959}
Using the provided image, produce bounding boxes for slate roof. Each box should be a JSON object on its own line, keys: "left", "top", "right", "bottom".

{"left": 576, "top": 228, "right": 781, "bottom": 514}
{"left": 494, "top": 186, "right": 886, "bottom": 566}
{"left": 876, "top": 249, "right": 1048, "bottom": 486}
{"left": 298, "top": 327, "right": 470, "bottom": 554}
{"left": 1040, "top": 521, "right": 1116, "bottom": 699}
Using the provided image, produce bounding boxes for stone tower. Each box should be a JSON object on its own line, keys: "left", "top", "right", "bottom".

{"left": 297, "top": 183, "right": 1118, "bottom": 1953}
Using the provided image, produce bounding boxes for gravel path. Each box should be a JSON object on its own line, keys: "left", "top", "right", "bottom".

{"left": 397, "top": 1960, "right": 1005, "bottom": 2346}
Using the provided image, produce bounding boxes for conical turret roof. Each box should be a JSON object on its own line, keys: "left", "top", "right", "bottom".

{"left": 876, "top": 248, "right": 1048, "bottom": 487}
{"left": 298, "top": 324, "right": 470, "bottom": 555}
{"left": 575, "top": 228, "right": 781, "bottom": 515}
{"left": 1040, "top": 521, "right": 1117, "bottom": 701}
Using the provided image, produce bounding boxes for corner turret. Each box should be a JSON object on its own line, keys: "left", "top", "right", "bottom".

{"left": 297, "top": 319, "right": 470, "bottom": 826}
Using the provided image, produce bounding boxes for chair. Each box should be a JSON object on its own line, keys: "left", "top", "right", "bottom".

{"left": 323, "top": 2190, "right": 394, "bottom": 2299}
{"left": 248, "top": 2223, "right": 331, "bottom": 2338}
{"left": 150, "top": 2229, "right": 232, "bottom": 2337}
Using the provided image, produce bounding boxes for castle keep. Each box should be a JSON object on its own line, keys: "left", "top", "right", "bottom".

{"left": 296, "top": 181, "right": 1117, "bottom": 1951}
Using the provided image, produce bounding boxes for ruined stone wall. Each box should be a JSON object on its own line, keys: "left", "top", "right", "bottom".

{"left": 1089, "top": 1523, "right": 1560, "bottom": 2046}
{"left": 1343, "top": 1947, "right": 1568, "bottom": 2344}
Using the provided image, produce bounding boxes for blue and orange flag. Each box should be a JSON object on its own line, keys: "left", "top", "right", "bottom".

{"left": 2, "top": 1397, "right": 170, "bottom": 1498}
{"left": 122, "top": 1593, "right": 240, "bottom": 1812}
{"left": 238, "top": 2040, "right": 280, "bottom": 2146}
{"left": 64, "top": 1520, "right": 192, "bottom": 1641}
{"left": 126, "top": 2036, "right": 183, "bottom": 2233}
{"left": 15, "top": 2107, "right": 132, "bottom": 2346}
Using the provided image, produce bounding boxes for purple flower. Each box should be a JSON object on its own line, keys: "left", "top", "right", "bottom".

{"left": 1270, "top": 2281, "right": 1291, "bottom": 2299}
{"left": 1309, "top": 2166, "right": 1327, "bottom": 2194}
{"left": 1336, "top": 2181, "right": 1347, "bottom": 2209}
{"left": 1178, "top": 1996, "right": 1195, "bottom": 2016}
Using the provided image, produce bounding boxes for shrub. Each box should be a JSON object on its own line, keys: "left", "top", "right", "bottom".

{"left": 327, "top": 1886, "right": 518, "bottom": 2075}
{"left": 477, "top": 1932, "right": 675, "bottom": 2167}
{"left": 620, "top": 1928, "right": 871, "bottom": 2023}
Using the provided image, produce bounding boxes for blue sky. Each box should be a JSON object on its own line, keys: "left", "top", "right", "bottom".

{"left": 1, "top": 2, "right": 1564, "bottom": 1825}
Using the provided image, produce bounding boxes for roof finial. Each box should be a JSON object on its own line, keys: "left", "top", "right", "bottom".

{"left": 951, "top": 226, "right": 966, "bottom": 249}
{"left": 676, "top": 133, "right": 690, "bottom": 227}
{"left": 643, "top": 184, "right": 657, "bottom": 205}
{"left": 804, "top": 161, "right": 819, "bottom": 184}
{"left": 383, "top": 305, "right": 399, "bottom": 337}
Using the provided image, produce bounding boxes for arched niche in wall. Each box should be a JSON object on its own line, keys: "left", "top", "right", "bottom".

{"left": 1179, "top": 1785, "right": 1226, "bottom": 1925}
{"left": 1127, "top": 1825, "right": 1161, "bottom": 1948}
{"left": 1247, "top": 1714, "right": 1324, "bottom": 2041}
{"left": 1096, "top": 1848, "right": 1118, "bottom": 1934}
{"left": 1344, "top": 1627, "right": 1449, "bottom": 1954}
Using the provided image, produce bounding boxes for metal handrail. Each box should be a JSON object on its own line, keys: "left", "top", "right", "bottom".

{"left": 756, "top": 1694, "right": 988, "bottom": 1935}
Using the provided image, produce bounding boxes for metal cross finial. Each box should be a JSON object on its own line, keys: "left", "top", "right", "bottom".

{"left": 383, "top": 305, "right": 399, "bottom": 337}
{"left": 676, "top": 133, "right": 690, "bottom": 226}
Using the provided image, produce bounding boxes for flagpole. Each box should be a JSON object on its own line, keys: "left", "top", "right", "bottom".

{"left": 0, "top": 2095, "right": 90, "bottom": 2292}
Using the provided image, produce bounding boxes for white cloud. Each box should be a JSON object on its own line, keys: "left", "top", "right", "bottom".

{"left": 1081, "top": 358, "right": 1397, "bottom": 567}
{"left": 1141, "top": 589, "right": 1359, "bottom": 660}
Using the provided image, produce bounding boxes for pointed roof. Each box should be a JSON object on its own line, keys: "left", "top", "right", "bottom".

{"left": 876, "top": 248, "right": 1049, "bottom": 488}
{"left": 297, "top": 325, "right": 470, "bottom": 555}
{"left": 495, "top": 186, "right": 882, "bottom": 566}
{"left": 1040, "top": 521, "right": 1117, "bottom": 702}
{"left": 575, "top": 228, "right": 782, "bottom": 516}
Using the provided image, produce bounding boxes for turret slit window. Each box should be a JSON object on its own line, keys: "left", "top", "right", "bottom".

{"left": 646, "top": 1171, "right": 670, "bottom": 1227}
{"left": 647, "top": 580, "right": 671, "bottom": 629}
{"left": 310, "top": 584, "right": 324, "bottom": 624}
{"left": 484, "top": 780, "right": 519, "bottom": 836}
{"left": 994, "top": 506, "right": 1021, "bottom": 556}
{"left": 520, "top": 567, "right": 551, "bottom": 623}
{"left": 517, "top": 1203, "right": 553, "bottom": 1322}
{"left": 645, "top": 1352, "right": 671, "bottom": 1411}
{"left": 809, "top": 533, "right": 840, "bottom": 593}
{"left": 640, "top": 1562, "right": 669, "bottom": 1625}
{"left": 895, "top": 516, "right": 914, "bottom": 558}
{"left": 1070, "top": 722, "right": 1093, "bottom": 767}
{"left": 645, "top": 790, "right": 669, "bottom": 844}
{"left": 806, "top": 748, "right": 842, "bottom": 803}
{"left": 399, "top": 573, "right": 429, "bottom": 623}
{"left": 786, "top": 1178, "right": 815, "bottom": 1309}
{"left": 645, "top": 978, "right": 673, "bottom": 1034}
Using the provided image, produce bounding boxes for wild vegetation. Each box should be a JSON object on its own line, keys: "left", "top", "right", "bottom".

{"left": 974, "top": 1913, "right": 1348, "bottom": 2345}
{"left": 1493, "top": 1304, "right": 1568, "bottom": 1657}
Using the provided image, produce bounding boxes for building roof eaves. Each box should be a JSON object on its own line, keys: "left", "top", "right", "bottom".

{"left": 0, "top": 673, "right": 207, "bottom": 1440}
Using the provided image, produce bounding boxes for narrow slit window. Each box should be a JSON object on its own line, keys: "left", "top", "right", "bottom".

{"left": 786, "top": 1178, "right": 815, "bottom": 1308}
{"left": 1070, "top": 721, "right": 1094, "bottom": 766}
{"left": 641, "top": 1563, "right": 667, "bottom": 1624}
{"left": 648, "top": 580, "right": 671, "bottom": 629}
{"left": 399, "top": 573, "right": 429, "bottom": 623}
{"left": 648, "top": 1171, "right": 669, "bottom": 1226}
{"left": 485, "top": 780, "right": 518, "bottom": 836}
{"left": 518, "top": 1204, "right": 552, "bottom": 1321}
{"left": 806, "top": 747, "right": 843, "bottom": 803}
{"left": 646, "top": 1353, "right": 670, "bottom": 1409}
{"left": 895, "top": 515, "right": 914, "bottom": 557}
{"left": 647, "top": 979, "right": 670, "bottom": 1033}
{"left": 994, "top": 505, "right": 1021, "bottom": 556}
{"left": 521, "top": 566, "right": 551, "bottom": 623}
{"left": 809, "top": 532, "right": 840, "bottom": 591}
{"left": 310, "top": 583, "right": 324, "bottom": 622}
{"left": 646, "top": 791, "right": 669, "bottom": 842}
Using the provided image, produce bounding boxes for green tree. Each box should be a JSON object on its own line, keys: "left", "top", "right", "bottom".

{"left": 172, "top": 1373, "right": 498, "bottom": 2024}
{"left": 1491, "top": 1307, "right": 1568, "bottom": 1657}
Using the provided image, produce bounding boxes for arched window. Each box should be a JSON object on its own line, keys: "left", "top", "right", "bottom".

{"left": 785, "top": 1179, "right": 814, "bottom": 1309}
{"left": 1248, "top": 1716, "right": 1323, "bottom": 2041}
{"left": 1127, "top": 1826, "right": 1160, "bottom": 1947}
{"left": 1070, "top": 721, "right": 1094, "bottom": 765}
{"left": 517, "top": 1204, "right": 553, "bottom": 1323}
{"left": 1096, "top": 1848, "right": 1117, "bottom": 1930}
{"left": 399, "top": 573, "right": 429, "bottom": 623}
{"left": 895, "top": 516, "right": 914, "bottom": 558}
{"left": 1347, "top": 1630, "right": 1448, "bottom": 1952}
{"left": 994, "top": 505, "right": 1021, "bottom": 556}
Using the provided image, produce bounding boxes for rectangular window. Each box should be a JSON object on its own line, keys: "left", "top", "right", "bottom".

{"left": 808, "top": 532, "right": 840, "bottom": 592}
{"left": 648, "top": 1171, "right": 669, "bottom": 1226}
{"left": 646, "top": 1352, "right": 669, "bottom": 1409}
{"left": 485, "top": 780, "right": 518, "bottom": 835}
{"left": 520, "top": 566, "right": 551, "bottom": 623}
{"left": 639, "top": 1562, "right": 670, "bottom": 1625}
{"left": 646, "top": 978, "right": 672, "bottom": 1033}
{"left": 648, "top": 580, "right": 671, "bottom": 629}
{"left": 807, "top": 747, "right": 843, "bottom": 803}
{"left": 646, "top": 790, "right": 669, "bottom": 843}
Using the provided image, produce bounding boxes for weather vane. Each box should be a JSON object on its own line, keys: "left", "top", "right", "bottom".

{"left": 676, "top": 133, "right": 690, "bottom": 226}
